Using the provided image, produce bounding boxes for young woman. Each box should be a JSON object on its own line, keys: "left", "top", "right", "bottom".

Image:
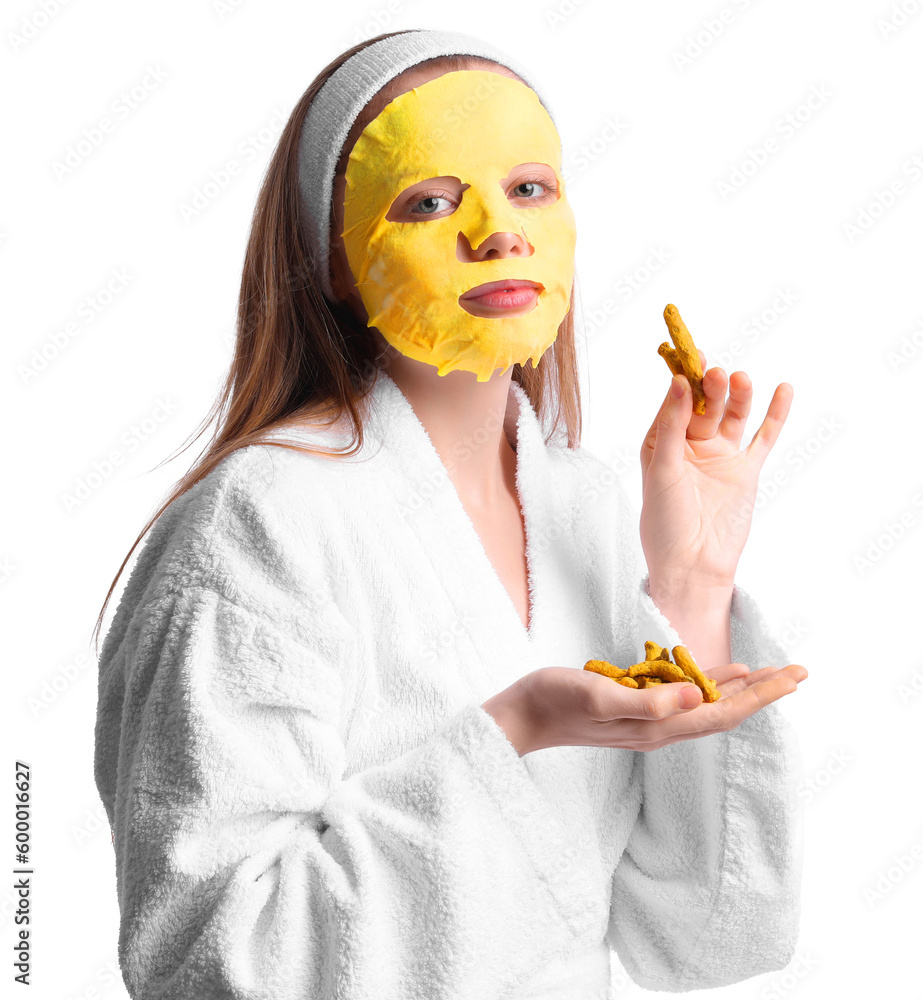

{"left": 93, "top": 27, "right": 808, "bottom": 1000}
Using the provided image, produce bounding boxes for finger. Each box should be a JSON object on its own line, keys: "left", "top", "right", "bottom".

{"left": 734, "top": 663, "right": 808, "bottom": 685}
{"left": 720, "top": 672, "right": 800, "bottom": 723}
{"left": 721, "top": 665, "right": 809, "bottom": 703}
{"left": 706, "top": 662, "right": 751, "bottom": 685}
{"left": 717, "top": 664, "right": 806, "bottom": 698}
{"left": 744, "top": 382, "right": 794, "bottom": 469}
{"left": 601, "top": 679, "right": 703, "bottom": 722}
{"left": 686, "top": 365, "right": 729, "bottom": 441}
{"left": 640, "top": 379, "right": 676, "bottom": 477}
{"left": 648, "top": 374, "right": 693, "bottom": 478}
{"left": 717, "top": 371, "right": 753, "bottom": 448}
{"left": 642, "top": 350, "right": 715, "bottom": 469}
{"left": 630, "top": 671, "right": 800, "bottom": 744}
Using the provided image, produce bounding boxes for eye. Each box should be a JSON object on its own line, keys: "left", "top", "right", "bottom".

{"left": 511, "top": 175, "right": 557, "bottom": 200}
{"left": 408, "top": 193, "right": 455, "bottom": 216}
{"left": 513, "top": 181, "right": 545, "bottom": 198}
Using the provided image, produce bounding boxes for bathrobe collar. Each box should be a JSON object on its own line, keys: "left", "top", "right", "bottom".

{"left": 357, "top": 369, "right": 562, "bottom": 656}
{"left": 361, "top": 368, "right": 551, "bottom": 458}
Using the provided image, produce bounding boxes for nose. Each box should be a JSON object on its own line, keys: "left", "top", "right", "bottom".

{"left": 456, "top": 229, "right": 534, "bottom": 262}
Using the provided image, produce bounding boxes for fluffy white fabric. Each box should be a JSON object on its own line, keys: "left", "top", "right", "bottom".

{"left": 94, "top": 370, "right": 804, "bottom": 999}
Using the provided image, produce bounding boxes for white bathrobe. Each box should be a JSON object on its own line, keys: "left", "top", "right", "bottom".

{"left": 93, "top": 369, "right": 803, "bottom": 999}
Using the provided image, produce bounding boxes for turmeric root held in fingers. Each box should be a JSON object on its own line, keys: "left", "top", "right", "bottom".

{"left": 658, "top": 303, "right": 706, "bottom": 414}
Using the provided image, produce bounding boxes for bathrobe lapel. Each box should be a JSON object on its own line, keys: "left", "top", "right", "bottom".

{"left": 361, "top": 371, "right": 569, "bottom": 681}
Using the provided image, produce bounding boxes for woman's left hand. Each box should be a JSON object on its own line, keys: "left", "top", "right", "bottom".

{"left": 639, "top": 353, "right": 793, "bottom": 595}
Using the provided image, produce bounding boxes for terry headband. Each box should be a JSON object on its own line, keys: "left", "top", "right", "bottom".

{"left": 297, "top": 28, "right": 557, "bottom": 303}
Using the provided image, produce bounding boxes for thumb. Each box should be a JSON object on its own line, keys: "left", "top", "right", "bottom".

{"left": 615, "top": 680, "right": 702, "bottom": 719}
{"left": 676, "top": 682, "right": 703, "bottom": 711}
{"left": 655, "top": 681, "right": 702, "bottom": 715}
{"left": 650, "top": 375, "right": 692, "bottom": 475}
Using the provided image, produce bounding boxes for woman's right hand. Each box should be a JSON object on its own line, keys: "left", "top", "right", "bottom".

{"left": 481, "top": 662, "right": 807, "bottom": 757}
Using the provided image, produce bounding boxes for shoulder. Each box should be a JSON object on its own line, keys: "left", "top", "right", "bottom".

{"left": 117, "top": 441, "right": 349, "bottom": 627}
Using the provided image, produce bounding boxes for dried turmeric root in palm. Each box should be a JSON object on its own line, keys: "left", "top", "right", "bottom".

{"left": 583, "top": 642, "right": 721, "bottom": 701}
{"left": 584, "top": 659, "right": 628, "bottom": 681}
{"left": 644, "top": 640, "right": 671, "bottom": 662}
{"left": 659, "top": 303, "right": 706, "bottom": 415}
{"left": 627, "top": 658, "right": 690, "bottom": 684}
{"left": 672, "top": 645, "right": 721, "bottom": 703}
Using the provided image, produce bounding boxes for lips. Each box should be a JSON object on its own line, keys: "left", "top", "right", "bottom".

{"left": 459, "top": 279, "right": 543, "bottom": 301}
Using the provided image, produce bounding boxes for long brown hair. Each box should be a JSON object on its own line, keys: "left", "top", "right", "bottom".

{"left": 91, "top": 29, "right": 584, "bottom": 653}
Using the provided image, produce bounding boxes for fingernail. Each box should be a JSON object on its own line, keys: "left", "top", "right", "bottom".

{"left": 671, "top": 377, "right": 684, "bottom": 399}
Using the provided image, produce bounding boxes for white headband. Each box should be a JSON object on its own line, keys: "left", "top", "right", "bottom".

{"left": 297, "top": 28, "right": 555, "bottom": 302}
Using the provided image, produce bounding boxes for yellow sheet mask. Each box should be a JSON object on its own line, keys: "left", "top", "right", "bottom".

{"left": 341, "top": 70, "right": 577, "bottom": 381}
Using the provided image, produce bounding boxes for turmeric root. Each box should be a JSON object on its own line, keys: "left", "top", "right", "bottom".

{"left": 672, "top": 645, "right": 721, "bottom": 703}
{"left": 583, "top": 642, "right": 721, "bottom": 701}
{"left": 659, "top": 304, "right": 706, "bottom": 415}
{"left": 584, "top": 659, "right": 628, "bottom": 681}
{"left": 644, "top": 640, "right": 671, "bottom": 662}
{"left": 627, "top": 659, "right": 690, "bottom": 684}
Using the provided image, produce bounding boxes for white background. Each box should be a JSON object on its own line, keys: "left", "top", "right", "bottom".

{"left": 5, "top": 0, "right": 922, "bottom": 996}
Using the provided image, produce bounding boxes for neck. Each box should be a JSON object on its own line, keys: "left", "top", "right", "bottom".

{"left": 377, "top": 348, "right": 518, "bottom": 509}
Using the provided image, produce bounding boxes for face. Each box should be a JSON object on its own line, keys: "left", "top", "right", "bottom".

{"left": 334, "top": 68, "right": 577, "bottom": 382}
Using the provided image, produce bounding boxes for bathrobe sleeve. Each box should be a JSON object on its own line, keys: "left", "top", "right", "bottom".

{"left": 602, "top": 471, "right": 805, "bottom": 992}
{"left": 93, "top": 466, "right": 598, "bottom": 1000}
